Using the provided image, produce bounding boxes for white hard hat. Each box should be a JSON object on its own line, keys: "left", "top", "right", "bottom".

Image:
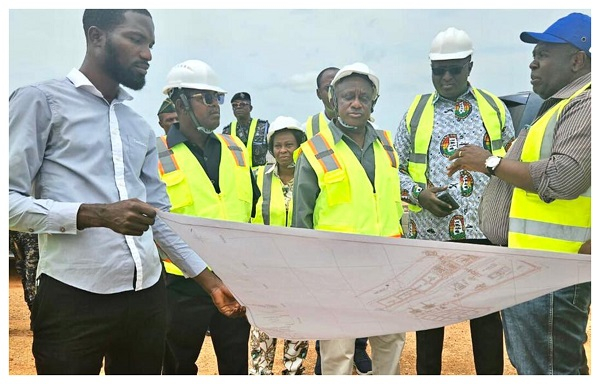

{"left": 267, "top": 116, "right": 304, "bottom": 144}
{"left": 162, "top": 60, "right": 226, "bottom": 95}
{"left": 330, "top": 62, "right": 380, "bottom": 97}
{"left": 429, "top": 27, "right": 473, "bottom": 61}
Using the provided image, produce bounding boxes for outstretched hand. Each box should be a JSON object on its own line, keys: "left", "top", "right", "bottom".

{"left": 194, "top": 269, "right": 246, "bottom": 318}
{"left": 208, "top": 283, "right": 247, "bottom": 318}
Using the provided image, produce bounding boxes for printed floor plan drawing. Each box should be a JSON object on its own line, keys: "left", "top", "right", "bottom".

{"left": 160, "top": 212, "right": 590, "bottom": 340}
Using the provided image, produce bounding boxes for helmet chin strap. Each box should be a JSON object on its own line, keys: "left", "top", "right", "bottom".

{"left": 180, "top": 93, "right": 215, "bottom": 135}
{"left": 336, "top": 117, "right": 360, "bottom": 130}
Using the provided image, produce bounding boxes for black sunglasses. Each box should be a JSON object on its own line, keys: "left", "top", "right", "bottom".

{"left": 431, "top": 61, "right": 471, "bottom": 76}
{"left": 190, "top": 92, "right": 225, "bottom": 105}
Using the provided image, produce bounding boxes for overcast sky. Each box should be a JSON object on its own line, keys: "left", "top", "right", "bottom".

{"left": 7, "top": 5, "right": 591, "bottom": 137}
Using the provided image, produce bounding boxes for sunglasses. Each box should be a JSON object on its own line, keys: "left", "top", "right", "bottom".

{"left": 431, "top": 61, "right": 471, "bottom": 76}
{"left": 231, "top": 102, "right": 250, "bottom": 108}
{"left": 190, "top": 92, "right": 225, "bottom": 105}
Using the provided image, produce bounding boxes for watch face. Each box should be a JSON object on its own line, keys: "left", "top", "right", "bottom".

{"left": 486, "top": 156, "right": 500, "bottom": 168}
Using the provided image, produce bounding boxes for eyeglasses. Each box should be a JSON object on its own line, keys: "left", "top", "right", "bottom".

{"left": 190, "top": 92, "right": 225, "bottom": 105}
{"left": 431, "top": 61, "right": 471, "bottom": 76}
{"left": 231, "top": 102, "right": 250, "bottom": 108}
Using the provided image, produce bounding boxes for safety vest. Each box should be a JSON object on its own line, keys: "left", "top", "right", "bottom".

{"left": 156, "top": 134, "right": 253, "bottom": 275}
{"left": 300, "top": 129, "right": 403, "bottom": 237}
{"left": 405, "top": 88, "right": 507, "bottom": 212}
{"left": 251, "top": 165, "right": 293, "bottom": 227}
{"left": 508, "top": 83, "right": 591, "bottom": 253}
{"left": 305, "top": 112, "right": 330, "bottom": 138}
{"left": 231, "top": 118, "right": 259, "bottom": 167}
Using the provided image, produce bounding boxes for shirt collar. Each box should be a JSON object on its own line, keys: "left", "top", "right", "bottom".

{"left": 67, "top": 68, "right": 133, "bottom": 102}
{"left": 265, "top": 162, "right": 277, "bottom": 175}
{"left": 328, "top": 119, "right": 378, "bottom": 145}
{"left": 166, "top": 123, "right": 219, "bottom": 148}
{"left": 432, "top": 82, "right": 474, "bottom": 104}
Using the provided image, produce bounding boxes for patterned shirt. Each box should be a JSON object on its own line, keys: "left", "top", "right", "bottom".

{"left": 479, "top": 73, "right": 591, "bottom": 245}
{"left": 394, "top": 85, "right": 514, "bottom": 241}
{"left": 222, "top": 118, "right": 269, "bottom": 167}
{"left": 271, "top": 163, "right": 294, "bottom": 212}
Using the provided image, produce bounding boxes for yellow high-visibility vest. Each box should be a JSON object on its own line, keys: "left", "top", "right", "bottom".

{"left": 231, "top": 118, "right": 258, "bottom": 167}
{"left": 300, "top": 129, "right": 403, "bottom": 237}
{"left": 405, "top": 88, "right": 507, "bottom": 212}
{"left": 252, "top": 165, "right": 292, "bottom": 227}
{"left": 156, "top": 134, "right": 252, "bottom": 275}
{"left": 305, "top": 112, "right": 330, "bottom": 139}
{"left": 508, "top": 83, "right": 591, "bottom": 253}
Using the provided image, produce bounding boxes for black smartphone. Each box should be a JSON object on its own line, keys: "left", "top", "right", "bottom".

{"left": 437, "top": 191, "right": 460, "bottom": 210}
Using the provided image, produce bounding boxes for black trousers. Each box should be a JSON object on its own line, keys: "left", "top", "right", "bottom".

{"left": 162, "top": 273, "right": 250, "bottom": 375}
{"left": 416, "top": 238, "right": 504, "bottom": 375}
{"left": 416, "top": 312, "right": 504, "bottom": 374}
{"left": 32, "top": 273, "right": 167, "bottom": 374}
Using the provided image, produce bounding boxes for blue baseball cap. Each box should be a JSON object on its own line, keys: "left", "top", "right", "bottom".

{"left": 520, "top": 12, "right": 591, "bottom": 56}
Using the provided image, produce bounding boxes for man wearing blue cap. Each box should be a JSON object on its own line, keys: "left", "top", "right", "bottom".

{"left": 448, "top": 12, "right": 591, "bottom": 374}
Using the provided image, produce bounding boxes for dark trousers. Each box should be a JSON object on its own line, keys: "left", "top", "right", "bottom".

{"left": 32, "top": 273, "right": 167, "bottom": 374}
{"left": 416, "top": 312, "right": 504, "bottom": 374}
{"left": 416, "top": 238, "right": 504, "bottom": 375}
{"left": 162, "top": 273, "right": 250, "bottom": 375}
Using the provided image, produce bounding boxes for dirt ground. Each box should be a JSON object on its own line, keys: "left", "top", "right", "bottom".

{"left": 8, "top": 261, "right": 591, "bottom": 375}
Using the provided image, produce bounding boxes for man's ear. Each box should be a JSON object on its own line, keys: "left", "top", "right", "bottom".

{"left": 572, "top": 51, "right": 588, "bottom": 71}
{"left": 87, "top": 26, "right": 105, "bottom": 47}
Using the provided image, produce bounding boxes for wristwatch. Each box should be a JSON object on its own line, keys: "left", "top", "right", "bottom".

{"left": 485, "top": 155, "right": 502, "bottom": 176}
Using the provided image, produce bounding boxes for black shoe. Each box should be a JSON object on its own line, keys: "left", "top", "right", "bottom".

{"left": 353, "top": 348, "right": 373, "bottom": 375}
{"left": 314, "top": 354, "right": 321, "bottom": 375}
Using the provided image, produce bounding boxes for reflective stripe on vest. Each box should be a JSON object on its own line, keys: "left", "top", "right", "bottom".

{"left": 508, "top": 82, "right": 591, "bottom": 253}
{"left": 405, "top": 89, "right": 506, "bottom": 212}
{"left": 231, "top": 118, "right": 258, "bottom": 166}
{"left": 220, "top": 133, "right": 247, "bottom": 168}
{"left": 306, "top": 134, "right": 342, "bottom": 172}
{"left": 251, "top": 165, "right": 292, "bottom": 227}
{"left": 306, "top": 112, "right": 329, "bottom": 138}
{"left": 156, "top": 136, "right": 179, "bottom": 175}
{"left": 300, "top": 130, "right": 403, "bottom": 237}
{"left": 157, "top": 134, "right": 252, "bottom": 275}
{"left": 375, "top": 129, "right": 397, "bottom": 168}
{"left": 259, "top": 166, "right": 273, "bottom": 225}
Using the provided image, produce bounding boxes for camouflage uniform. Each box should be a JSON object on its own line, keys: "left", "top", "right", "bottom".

{"left": 8, "top": 230, "right": 39, "bottom": 310}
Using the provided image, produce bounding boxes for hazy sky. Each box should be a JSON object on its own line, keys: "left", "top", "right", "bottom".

{"left": 7, "top": 5, "right": 591, "bottom": 137}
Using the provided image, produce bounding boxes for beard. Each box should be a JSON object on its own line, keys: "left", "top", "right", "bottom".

{"left": 104, "top": 38, "right": 146, "bottom": 91}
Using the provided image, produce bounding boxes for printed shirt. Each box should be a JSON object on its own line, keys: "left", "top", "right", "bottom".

{"left": 270, "top": 163, "right": 294, "bottom": 212}
{"left": 394, "top": 85, "right": 514, "bottom": 241}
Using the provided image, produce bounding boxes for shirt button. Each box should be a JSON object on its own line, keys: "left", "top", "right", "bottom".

{"left": 60, "top": 227, "right": 66, "bottom": 232}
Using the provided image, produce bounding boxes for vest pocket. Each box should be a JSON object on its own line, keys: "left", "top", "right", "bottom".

{"left": 322, "top": 169, "right": 350, "bottom": 206}
{"left": 161, "top": 170, "right": 194, "bottom": 210}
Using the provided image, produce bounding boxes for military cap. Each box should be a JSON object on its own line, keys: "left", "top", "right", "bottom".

{"left": 158, "top": 98, "right": 176, "bottom": 115}
{"left": 231, "top": 92, "right": 251, "bottom": 103}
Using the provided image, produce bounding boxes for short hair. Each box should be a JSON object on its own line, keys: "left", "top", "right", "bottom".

{"left": 82, "top": 9, "right": 151, "bottom": 35}
{"left": 316, "top": 67, "right": 340, "bottom": 88}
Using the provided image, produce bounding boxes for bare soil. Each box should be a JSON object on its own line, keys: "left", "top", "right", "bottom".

{"left": 8, "top": 260, "right": 590, "bottom": 375}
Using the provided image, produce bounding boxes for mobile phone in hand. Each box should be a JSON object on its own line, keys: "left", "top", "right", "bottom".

{"left": 437, "top": 191, "right": 460, "bottom": 210}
